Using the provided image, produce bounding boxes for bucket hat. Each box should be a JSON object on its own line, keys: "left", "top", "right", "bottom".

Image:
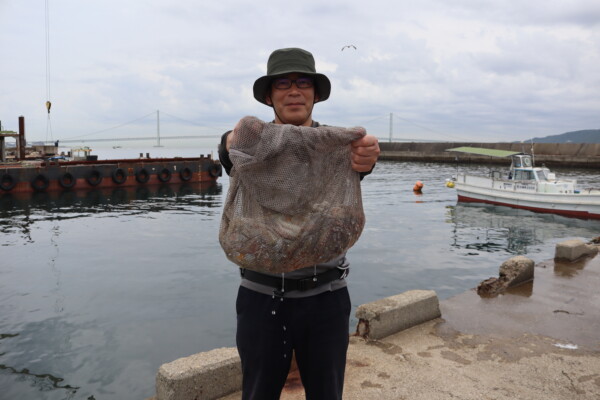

{"left": 253, "top": 48, "right": 331, "bottom": 106}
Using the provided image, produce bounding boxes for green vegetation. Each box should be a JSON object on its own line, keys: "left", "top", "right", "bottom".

{"left": 527, "top": 129, "right": 600, "bottom": 143}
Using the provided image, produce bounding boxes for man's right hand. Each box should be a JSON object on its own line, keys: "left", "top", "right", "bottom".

{"left": 226, "top": 119, "right": 246, "bottom": 151}
{"left": 226, "top": 128, "right": 235, "bottom": 151}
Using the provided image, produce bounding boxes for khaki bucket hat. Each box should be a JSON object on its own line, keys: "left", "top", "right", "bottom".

{"left": 253, "top": 48, "right": 331, "bottom": 106}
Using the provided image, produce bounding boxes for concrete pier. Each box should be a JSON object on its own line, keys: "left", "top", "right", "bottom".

{"left": 379, "top": 142, "right": 600, "bottom": 168}
{"left": 355, "top": 290, "right": 440, "bottom": 340}
{"left": 156, "top": 348, "right": 241, "bottom": 400}
{"left": 555, "top": 239, "right": 598, "bottom": 261}
{"left": 150, "top": 245, "right": 600, "bottom": 400}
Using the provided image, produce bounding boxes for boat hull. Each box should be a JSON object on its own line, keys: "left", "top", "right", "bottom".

{"left": 455, "top": 176, "right": 600, "bottom": 219}
{"left": 0, "top": 156, "right": 222, "bottom": 194}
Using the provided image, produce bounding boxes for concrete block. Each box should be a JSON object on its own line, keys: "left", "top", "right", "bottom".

{"left": 156, "top": 347, "right": 241, "bottom": 400}
{"left": 500, "top": 256, "right": 535, "bottom": 288}
{"left": 478, "top": 256, "right": 534, "bottom": 296}
{"left": 355, "top": 290, "right": 441, "bottom": 340}
{"left": 555, "top": 239, "right": 598, "bottom": 261}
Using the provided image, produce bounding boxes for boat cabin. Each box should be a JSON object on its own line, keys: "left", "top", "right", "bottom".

{"left": 508, "top": 154, "right": 555, "bottom": 182}
{"left": 511, "top": 154, "right": 532, "bottom": 169}
{"left": 69, "top": 147, "right": 95, "bottom": 161}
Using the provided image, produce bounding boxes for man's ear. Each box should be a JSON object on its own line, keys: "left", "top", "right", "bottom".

{"left": 314, "top": 93, "right": 320, "bottom": 103}
{"left": 265, "top": 95, "right": 273, "bottom": 106}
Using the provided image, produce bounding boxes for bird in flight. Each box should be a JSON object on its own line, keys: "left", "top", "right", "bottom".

{"left": 341, "top": 45, "right": 357, "bottom": 51}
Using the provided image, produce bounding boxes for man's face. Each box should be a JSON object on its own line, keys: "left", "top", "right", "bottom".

{"left": 266, "top": 73, "right": 319, "bottom": 126}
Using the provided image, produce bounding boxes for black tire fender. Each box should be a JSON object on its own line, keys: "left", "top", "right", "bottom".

{"left": 0, "top": 174, "right": 16, "bottom": 191}
{"left": 209, "top": 164, "right": 222, "bottom": 178}
{"left": 31, "top": 174, "right": 50, "bottom": 191}
{"left": 179, "top": 167, "right": 192, "bottom": 182}
{"left": 136, "top": 168, "right": 150, "bottom": 183}
{"left": 86, "top": 170, "right": 103, "bottom": 186}
{"left": 59, "top": 172, "right": 76, "bottom": 189}
{"left": 157, "top": 167, "right": 172, "bottom": 183}
{"left": 112, "top": 168, "right": 127, "bottom": 184}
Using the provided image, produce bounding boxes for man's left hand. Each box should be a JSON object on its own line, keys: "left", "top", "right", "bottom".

{"left": 351, "top": 135, "right": 380, "bottom": 172}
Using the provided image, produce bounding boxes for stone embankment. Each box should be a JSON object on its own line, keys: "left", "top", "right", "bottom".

{"left": 148, "top": 238, "right": 600, "bottom": 400}
{"left": 379, "top": 142, "right": 600, "bottom": 168}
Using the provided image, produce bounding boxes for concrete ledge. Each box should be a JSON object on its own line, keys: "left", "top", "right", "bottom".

{"left": 477, "top": 256, "right": 534, "bottom": 297}
{"left": 501, "top": 256, "right": 535, "bottom": 288}
{"left": 156, "top": 347, "right": 241, "bottom": 400}
{"left": 355, "top": 290, "right": 441, "bottom": 340}
{"left": 555, "top": 239, "right": 598, "bottom": 261}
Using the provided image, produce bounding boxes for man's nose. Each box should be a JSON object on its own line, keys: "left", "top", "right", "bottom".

{"left": 288, "top": 85, "right": 301, "bottom": 94}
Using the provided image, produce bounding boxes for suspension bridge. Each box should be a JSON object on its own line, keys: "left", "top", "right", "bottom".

{"left": 42, "top": 110, "right": 226, "bottom": 146}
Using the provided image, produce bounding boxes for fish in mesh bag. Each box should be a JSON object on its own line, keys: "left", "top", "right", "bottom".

{"left": 219, "top": 116, "right": 367, "bottom": 274}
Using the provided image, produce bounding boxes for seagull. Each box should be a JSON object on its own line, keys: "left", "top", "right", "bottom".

{"left": 341, "top": 45, "right": 357, "bottom": 51}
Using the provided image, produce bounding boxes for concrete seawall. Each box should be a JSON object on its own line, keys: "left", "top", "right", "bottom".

{"left": 379, "top": 142, "right": 600, "bottom": 168}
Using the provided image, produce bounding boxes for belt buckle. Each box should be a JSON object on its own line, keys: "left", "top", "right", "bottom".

{"left": 337, "top": 266, "right": 349, "bottom": 280}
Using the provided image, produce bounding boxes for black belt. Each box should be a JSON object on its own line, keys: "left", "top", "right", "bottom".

{"left": 240, "top": 267, "right": 349, "bottom": 296}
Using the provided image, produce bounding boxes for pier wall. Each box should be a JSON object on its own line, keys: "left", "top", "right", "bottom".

{"left": 379, "top": 142, "right": 600, "bottom": 168}
{"left": 152, "top": 290, "right": 441, "bottom": 400}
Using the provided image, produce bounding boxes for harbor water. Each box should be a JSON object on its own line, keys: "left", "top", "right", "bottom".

{"left": 1, "top": 146, "right": 599, "bottom": 400}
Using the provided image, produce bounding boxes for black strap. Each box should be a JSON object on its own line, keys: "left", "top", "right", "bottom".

{"left": 240, "top": 267, "right": 348, "bottom": 293}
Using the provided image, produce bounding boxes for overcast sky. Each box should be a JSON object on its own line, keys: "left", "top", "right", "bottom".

{"left": 1, "top": 0, "right": 599, "bottom": 144}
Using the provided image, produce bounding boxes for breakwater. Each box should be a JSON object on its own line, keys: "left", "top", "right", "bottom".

{"left": 379, "top": 142, "right": 600, "bottom": 168}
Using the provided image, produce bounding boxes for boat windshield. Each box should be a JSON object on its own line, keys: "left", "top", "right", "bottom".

{"left": 536, "top": 168, "right": 550, "bottom": 181}
{"left": 514, "top": 170, "right": 535, "bottom": 181}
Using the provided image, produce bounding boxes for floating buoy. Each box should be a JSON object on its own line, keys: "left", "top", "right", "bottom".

{"left": 446, "top": 181, "right": 455, "bottom": 188}
{"left": 413, "top": 181, "right": 424, "bottom": 192}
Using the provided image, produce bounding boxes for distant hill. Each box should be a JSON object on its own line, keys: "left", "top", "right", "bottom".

{"left": 524, "top": 129, "right": 600, "bottom": 143}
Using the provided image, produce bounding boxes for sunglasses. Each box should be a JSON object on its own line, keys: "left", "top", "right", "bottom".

{"left": 272, "top": 77, "right": 314, "bottom": 90}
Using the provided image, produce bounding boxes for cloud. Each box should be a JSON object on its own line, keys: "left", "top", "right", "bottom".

{"left": 1, "top": 0, "right": 599, "bottom": 143}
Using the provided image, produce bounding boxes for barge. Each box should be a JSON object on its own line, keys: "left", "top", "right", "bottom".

{"left": 0, "top": 155, "right": 222, "bottom": 194}
{"left": 0, "top": 117, "right": 222, "bottom": 194}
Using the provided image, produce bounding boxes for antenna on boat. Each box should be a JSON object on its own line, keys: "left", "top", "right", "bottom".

{"left": 530, "top": 137, "right": 535, "bottom": 166}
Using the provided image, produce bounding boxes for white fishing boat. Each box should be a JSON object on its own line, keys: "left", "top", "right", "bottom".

{"left": 446, "top": 147, "right": 600, "bottom": 220}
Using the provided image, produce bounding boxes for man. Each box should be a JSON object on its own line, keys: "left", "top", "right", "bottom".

{"left": 218, "top": 47, "right": 379, "bottom": 400}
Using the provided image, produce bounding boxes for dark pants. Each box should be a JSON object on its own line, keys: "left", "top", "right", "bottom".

{"left": 236, "top": 285, "right": 351, "bottom": 400}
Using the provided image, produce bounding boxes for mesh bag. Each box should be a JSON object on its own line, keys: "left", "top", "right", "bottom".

{"left": 219, "top": 116, "right": 366, "bottom": 274}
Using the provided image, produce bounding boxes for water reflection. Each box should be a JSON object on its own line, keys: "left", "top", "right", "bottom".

{"left": 0, "top": 182, "right": 223, "bottom": 241}
{"left": 553, "top": 258, "right": 588, "bottom": 278}
{"left": 0, "top": 317, "right": 102, "bottom": 400}
{"left": 506, "top": 281, "right": 533, "bottom": 297}
{"left": 0, "top": 182, "right": 222, "bottom": 213}
{"left": 0, "top": 363, "right": 79, "bottom": 397}
{"left": 446, "top": 202, "right": 600, "bottom": 255}
{"left": 1, "top": 181, "right": 227, "bottom": 400}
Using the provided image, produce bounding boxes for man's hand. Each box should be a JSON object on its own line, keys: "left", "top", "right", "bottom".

{"left": 351, "top": 134, "right": 380, "bottom": 172}
{"left": 226, "top": 120, "right": 243, "bottom": 151}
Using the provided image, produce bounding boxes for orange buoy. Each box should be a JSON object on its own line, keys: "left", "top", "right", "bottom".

{"left": 413, "top": 181, "right": 424, "bottom": 192}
